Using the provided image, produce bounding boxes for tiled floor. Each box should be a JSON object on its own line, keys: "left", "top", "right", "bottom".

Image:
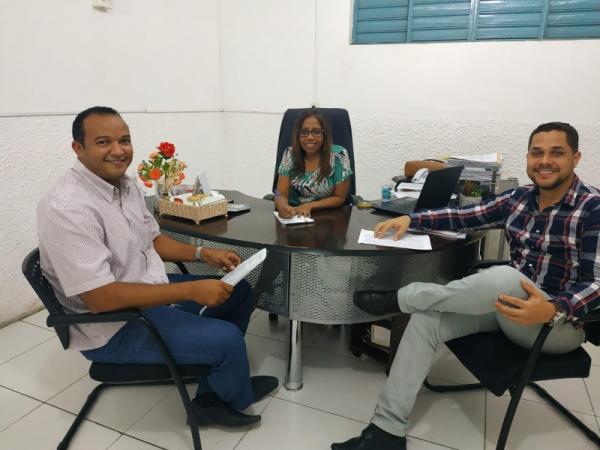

{"left": 1, "top": 309, "right": 599, "bottom": 450}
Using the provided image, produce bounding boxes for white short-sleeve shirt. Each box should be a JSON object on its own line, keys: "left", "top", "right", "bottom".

{"left": 38, "top": 159, "right": 169, "bottom": 350}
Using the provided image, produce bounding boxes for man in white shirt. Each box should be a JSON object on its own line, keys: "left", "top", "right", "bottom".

{"left": 38, "top": 106, "right": 277, "bottom": 427}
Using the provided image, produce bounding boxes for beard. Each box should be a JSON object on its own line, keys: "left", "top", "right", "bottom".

{"left": 529, "top": 169, "right": 571, "bottom": 191}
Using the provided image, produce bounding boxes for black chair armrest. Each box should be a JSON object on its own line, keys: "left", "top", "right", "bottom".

{"left": 47, "top": 309, "right": 141, "bottom": 328}
{"left": 263, "top": 193, "right": 275, "bottom": 201}
{"left": 583, "top": 309, "right": 600, "bottom": 323}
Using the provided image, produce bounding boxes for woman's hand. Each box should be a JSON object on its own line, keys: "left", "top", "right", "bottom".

{"left": 294, "top": 204, "right": 312, "bottom": 217}
{"left": 276, "top": 197, "right": 296, "bottom": 219}
{"left": 374, "top": 215, "right": 411, "bottom": 240}
{"left": 200, "top": 248, "right": 241, "bottom": 272}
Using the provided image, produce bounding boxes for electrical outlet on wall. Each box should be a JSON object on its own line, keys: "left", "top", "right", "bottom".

{"left": 92, "top": 0, "right": 113, "bottom": 11}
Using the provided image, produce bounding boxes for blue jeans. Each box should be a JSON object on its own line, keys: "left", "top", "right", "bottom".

{"left": 81, "top": 274, "right": 255, "bottom": 411}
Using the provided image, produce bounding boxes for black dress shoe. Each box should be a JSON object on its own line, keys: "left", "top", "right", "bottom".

{"left": 189, "top": 397, "right": 261, "bottom": 427}
{"left": 331, "top": 424, "right": 406, "bottom": 450}
{"left": 251, "top": 375, "right": 279, "bottom": 402}
{"left": 353, "top": 290, "right": 400, "bottom": 316}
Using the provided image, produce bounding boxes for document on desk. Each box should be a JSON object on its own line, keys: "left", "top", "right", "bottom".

{"left": 199, "top": 248, "right": 268, "bottom": 317}
{"left": 273, "top": 211, "right": 314, "bottom": 225}
{"left": 358, "top": 229, "right": 432, "bottom": 250}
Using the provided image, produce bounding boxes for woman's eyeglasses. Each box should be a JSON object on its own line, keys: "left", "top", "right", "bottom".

{"left": 299, "top": 128, "right": 323, "bottom": 138}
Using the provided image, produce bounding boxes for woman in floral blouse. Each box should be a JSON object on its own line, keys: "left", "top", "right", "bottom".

{"left": 275, "top": 110, "right": 353, "bottom": 218}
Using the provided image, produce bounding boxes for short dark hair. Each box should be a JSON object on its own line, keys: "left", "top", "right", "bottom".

{"left": 290, "top": 109, "right": 333, "bottom": 181}
{"left": 528, "top": 122, "right": 579, "bottom": 152}
{"left": 72, "top": 106, "right": 121, "bottom": 144}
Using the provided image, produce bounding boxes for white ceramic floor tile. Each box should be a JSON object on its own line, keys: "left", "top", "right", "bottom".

{"left": 0, "top": 337, "right": 90, "bottom": 401}
{"left": 246, "top": 312, "right": 324, "bottom": 348}
{"left": 485, "top": 393, "right": 600, "bottom": 449}
{"left": 512, "top": 377, "right": 596, "bottom": 415}
{"left": 407, "top": 376, "right": 486, "bottom": 450}
{"left": 0, "top": 403, "right": 120, "bottom": 450}
{"left": 584, "top": 365, "right": 600, "bottom": 416}
{"left": 275, "top": 349, "right": 387, "bottom": 423}
{"left": 584, "top": 341, "right": 600, "bottom": 367}
{"left": 250, "top": 308, "right": 261, "bottom": 321}
{"left": 21, "top": 308, "right": 52, "bottom": 330}
{"left": 126, "top": 386, "right": 272, "bottom": 450}
{"left": 48, "top": 375, "right": 174, "bottom": 432}
{"left": 0, "top": 321, "right": 54, "bottom": 364}
{"left": 0, "top": 386, "right": 42, "bottom": 432}
{"left": 107, "top": 435, "right": 163, "bottom": 450}
{"left": 236, "top": 397, "right": 366, "bottom": 450}
{"left": 245, "top": 334, "right": 287, "bottom": 384}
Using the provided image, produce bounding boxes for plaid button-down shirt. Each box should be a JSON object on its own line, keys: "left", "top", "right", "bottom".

{"left": 410, "top": 175, "right": 600, "bottom": 323}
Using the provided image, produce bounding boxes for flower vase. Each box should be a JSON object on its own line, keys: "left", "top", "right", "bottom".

{"left": 156, "top": 181, "right": 171, "bottom": 199}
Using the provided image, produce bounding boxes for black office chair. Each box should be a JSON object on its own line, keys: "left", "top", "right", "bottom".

{"left": 424, "top": 260, "right": 600, "bottom": 449}
{"left": 22, "top": 248, "right": 210, "bottom": 450}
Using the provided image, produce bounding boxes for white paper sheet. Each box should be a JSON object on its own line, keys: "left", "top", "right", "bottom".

{"left": 358, "top": 229, "right": 432, "bottom": 250}
{"left": 396, "top": 182, "right": 423, "bottom": 191}
{"left": 273, "top": 211, "right": 314, "bottom": 225}
{"left": 392, "top": 191, "right": 421, "bottom": 200}
{"left": 222, "top": 248, "right": 268, "bottom": 287}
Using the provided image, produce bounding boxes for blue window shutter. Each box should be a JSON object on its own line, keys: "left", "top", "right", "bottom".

{"left": 476, "top": 0, "right": 545, "bottom": 41}
{"left": 545, "top": 0, "right": 600, "bottom": 39}
{"left": 352, "top": 0, "right": 600, "bottom": 44}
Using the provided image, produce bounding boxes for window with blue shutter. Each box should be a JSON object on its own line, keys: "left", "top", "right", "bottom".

{"left": 352, "top": 0, "right": 600, "bottom": 44}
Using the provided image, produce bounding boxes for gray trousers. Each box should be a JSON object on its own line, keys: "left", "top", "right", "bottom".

{"left": 372, "top": 265, "right": 585, "bottom": 437}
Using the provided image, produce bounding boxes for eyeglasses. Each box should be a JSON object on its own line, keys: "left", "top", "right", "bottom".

{"left": 299, "top": 128, "right": 323, "bottom": 138}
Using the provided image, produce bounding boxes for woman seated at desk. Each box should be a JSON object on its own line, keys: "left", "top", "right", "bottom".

{"left": 275, "top": 110, "right": 353, "bottom": 218}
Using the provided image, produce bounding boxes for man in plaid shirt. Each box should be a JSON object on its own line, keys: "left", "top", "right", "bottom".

{"left": 332, "top": 122, "right": 600, "bottom": 450}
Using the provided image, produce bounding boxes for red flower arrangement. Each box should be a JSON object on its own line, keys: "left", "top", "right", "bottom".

{"left": 137, "top": 141, "right": 186, "bottom": 195}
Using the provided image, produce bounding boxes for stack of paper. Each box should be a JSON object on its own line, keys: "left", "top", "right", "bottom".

{"left": 273, "top": 211, "right": 314, "bottom": 225}
{"left": 446, "top": 153, "right": 503, "bottom": 185}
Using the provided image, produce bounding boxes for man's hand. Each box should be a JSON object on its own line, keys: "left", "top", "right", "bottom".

{"left": 495, "top": 279, "right": 557, "bottom": 325}
{"left": 200, "top": 248, "right": 241, "bottom": 272}
{"left": 374, "top": 215, "right": 411, "bottom": 240}
{"left": 275, "top": 198, "right": 295, "bottom": 219}
{"left": 189, "top": 279, "right": 233, "bottom": 307}
{"left": 294, "top": 204, "right": 312, "bottom": 218}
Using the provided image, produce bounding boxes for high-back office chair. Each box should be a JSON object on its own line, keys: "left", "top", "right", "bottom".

{"left": 264, "top": 107, "right": 357, "bottom": 322}
{"left": 268, "top": 107, "right": 357, "bottom": 203}
{"left": 424, "top": 261, "right": 600, "bottom": 450}
{"left": 22, "top": 249, "right": 209, "bottom": 450}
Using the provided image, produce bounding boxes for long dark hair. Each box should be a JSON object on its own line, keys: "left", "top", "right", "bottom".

{"left": 290, "top": 110, "right": 333, "bottom": 181}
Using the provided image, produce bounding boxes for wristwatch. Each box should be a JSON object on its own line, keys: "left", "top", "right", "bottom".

{"left": 548, "top": 304, "right": 566, "bottom": 327}
{"left": 194, "top": 246, "right": 203, "bottom": 262}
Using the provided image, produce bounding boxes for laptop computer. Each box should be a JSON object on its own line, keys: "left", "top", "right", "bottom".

{"left": 371, "top": 165, "right": 464, "bottom": 215}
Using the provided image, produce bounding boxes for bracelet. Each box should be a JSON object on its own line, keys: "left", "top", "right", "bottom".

{"left": 194, "top": 246, "right": 203, "bottom": 261}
